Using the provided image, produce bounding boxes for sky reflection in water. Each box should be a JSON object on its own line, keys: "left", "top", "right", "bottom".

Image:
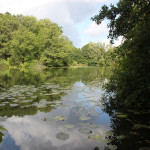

{"left": 0, "top": 68, "right": 112, "bottom": 150}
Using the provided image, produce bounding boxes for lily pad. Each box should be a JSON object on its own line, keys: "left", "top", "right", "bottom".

{"left": 13, "top": 100, "right": 19, "bottom": 103}
{"left": 21, "top": 100, "right": 32, "bottom": 103}
{"left": 117, "top": 135, "right": 126, "bottom": 140}
{"left": 10, "top": 104, "right": 18, "bottom": 107}
{"left": 102, "top": 138, "right": 111, "bottom": 143}
{"left": 54, "top": 116, "right": 66, "bottom": 121}
{"left": 133, "top": 124, "right": 150, "bottom": 129}
{"left": 114, "top": 112, "right": 123, "bottom": 115}
{"left": 64, "top": 124, "right": 74, "bottom": 129}
{"left": 21, "top": 105, "right": 31, "bottom": 108}
{"left": 7, "top": 97, "right": 15, "bottom": 100}
{"left": 116, "top": 114, "right": 128, "bottom": 118}
{"left": 56, "top": 132, "right": 69, "bottom": 140}
{"left": 79, "top": 128, "right": 92, "bottom": 134}
{"left": 88, "top": 134, "right": 102, "bottom": 142}
{"left": 2, "top": 102, "right": 9, "bottom": 104}
{"left": 79, "top": 115, "right": 91, "bottom": 121}
{"left": 0, "top": 104, "right": 5, "bottom": 106}
{"left": 31, "top": 96, "right": 37, "bottom": 99}
{"left": 19, "top": 97, "right": 26, "bottom": 99}
{"left": 105, "top": 131, "right": 114, "bottom": 136}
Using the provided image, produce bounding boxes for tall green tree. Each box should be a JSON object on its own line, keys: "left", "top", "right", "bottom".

{"left": 0, "top": 12, "right": 19, "bottom": 60}
{"left": 104, "top": 43, "right": 114, "bottom": 66}
{"left": 81, "top": 42, "right": 107, "bottom": 66}
{"left": 0, "top": 13, "right": 76, "bottom": 67}
{"left": 40, "top": 35, "right": 75, "bottom": 67}
{"left": 9, "top": 28, "right": 39, "bottom": 65}
{"left": 92, "top": 0, "right": 150, "bottom": 110}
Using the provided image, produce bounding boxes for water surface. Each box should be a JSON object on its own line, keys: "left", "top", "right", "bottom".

{"left": 0, "top": 67, "right": 149, "bottom": 150}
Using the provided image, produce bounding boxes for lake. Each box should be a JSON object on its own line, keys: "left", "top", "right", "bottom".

{"left": 0, "top": 67, "right": 149, "bottom": 150}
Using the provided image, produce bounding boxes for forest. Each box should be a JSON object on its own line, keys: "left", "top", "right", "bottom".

{"left": 0, "top": 12, "right": 114, "bottom": 68}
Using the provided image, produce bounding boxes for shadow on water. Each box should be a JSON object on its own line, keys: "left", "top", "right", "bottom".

{"left": 101, "top": 95, "right": 150, "bottom": 150}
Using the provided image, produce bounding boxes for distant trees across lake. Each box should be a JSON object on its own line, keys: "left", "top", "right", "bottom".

{"left": 0, "top": 12, "right": 114, "bottom": 68}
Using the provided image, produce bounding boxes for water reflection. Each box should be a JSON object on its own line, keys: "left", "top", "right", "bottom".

{"left": 101, "top": 96, "right": 150, "bottom": 150}
{"left": 0, "top": 67, "right": 149, "bottom": 150}
{"left": 0, "top": 67, "right": 112, "bottom": 150}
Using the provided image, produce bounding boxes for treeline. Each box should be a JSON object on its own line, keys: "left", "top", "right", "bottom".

{"left": 73, "top": 42, "right": 114, "bottom": 66}
{"left": 0, "top": 12, "right": 114, "bottom": 68}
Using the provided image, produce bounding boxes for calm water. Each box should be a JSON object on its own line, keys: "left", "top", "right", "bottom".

{"left": 0, "top": 67, "right": 149, "bottom": 150}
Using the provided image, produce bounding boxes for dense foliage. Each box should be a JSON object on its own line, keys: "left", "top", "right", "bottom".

{"left": 73, "top": 42, "right": 114, "bottom": 66}
{"left": 0, "top": 12, "right": 114, "bottom": 68}
{"left": 0, "top": 12, "right": 76, "bottom": 67}
{"left": 92, "top": 0, "right": 150, "bottom": 110}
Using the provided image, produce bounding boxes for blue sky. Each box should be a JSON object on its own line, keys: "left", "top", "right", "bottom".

{"left": 0, "top": 0, "right": 120, "bottom": 48}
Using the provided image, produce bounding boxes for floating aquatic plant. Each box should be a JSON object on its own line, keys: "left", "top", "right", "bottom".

{"left": 86, "top": 123, "right": 99, "bottom": 129}
{"left": 56, "top": 132, "right": 69, "bottom": 140}
{"left": 54, "top": 115, "right": 66, "bottom": 121}
{"left": 117, "top": 135, "right": 126, "bottom": 140}
{"left": 105, "top": 131, "right": 114, "bottom": 136}
{"left": 116, "top": 114, "right": 128, "bottom": 118}
{"left": 79, "top": 115, "right": 91, "bottom": 121}
{"left": 107, "top": 145, "right": 117, "bottom": 150}
{"left": 21, "top": 100, "right": 33, "bottom": 103}
{"left": 102, "top": 138, "right": 111, "bottom": 143}
{"left": 88, "top": 134, "right": 102, "bottom": 142}
{"left": 2, "top": 102, "right": 9, "bottom": 104}
{"left": 79, "top": 128, "right": 92, "bottom": 134}
{"left": 10, "top": 104, "right": 18, "bottom": 107}
{"left": 64, "top": 124, "right": 74, "bottom": 129}
{"left": 133, "top": 124, "right": 150, "bottom": 129}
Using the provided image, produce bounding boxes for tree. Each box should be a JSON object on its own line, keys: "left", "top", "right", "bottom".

{"left": 92, "top": 0, "right": 150, "bottom": 42}
{"left": 9, "top": 28, "right": 39, "bottom": 66}
{"left": 0, "top": 12, "right": 19, "bottom": 60}
{"left": 92, "top": 0, "right": 150, "bottom": 110}
{"left": 104, "top": 43, "right": 114, "bottom": 66}
{"left": 0, "top": 13, "right": 77, "bottom": 67}
{"left": 41, "top": 35, "right": 75, "bottom": 67}
{"left": 72, "top": 48, "right": 85, "bottom": 65}
{"left": 81, "top": 42, "right": 107, "bottom": 66}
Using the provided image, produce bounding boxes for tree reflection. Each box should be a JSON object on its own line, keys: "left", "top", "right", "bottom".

{"left": 101, "top": 96, "right": 150, "bottom": 150}
{"left": 93, "top": 147, "right": 99, "bottom": 150}
{"left": 0, "top": 67, "right": 111, "bottom": 118}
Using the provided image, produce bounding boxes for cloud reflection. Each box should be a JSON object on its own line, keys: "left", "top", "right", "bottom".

{"left": 2, "top": 115, "right": 107, "bottom": 150}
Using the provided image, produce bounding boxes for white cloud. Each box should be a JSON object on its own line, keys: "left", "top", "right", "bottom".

{"left": 0, "top": 0, "right": 117, "bottom": 47}
{"left": 114, "top": 37, "right": 123, "bottom": 47}
{"left": 84, "top": 22, "right": 108, "bottom": 37}
{"left": 102, "top": 36, "right": 123, "bottom": 47}
{"left": 0, "top": 0, "right": 107, "bottom": 24}
{"left": 1, "top": 115, "right": 108, "bottom": 150}
{"left": 102, "top": 38, "right": 111, "bottom": 45}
